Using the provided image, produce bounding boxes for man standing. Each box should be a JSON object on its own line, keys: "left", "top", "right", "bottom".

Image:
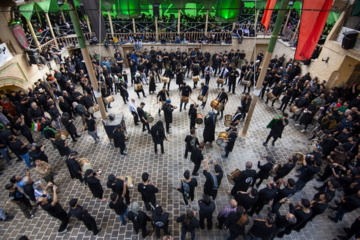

{"left": 222, "top": 123, "right": 238, "bottom": 158}
{"left": 198, "top": 195, "right": 216, "bottom": 230}
{"left": 138, "top": 172, "right": 159, "bottom": 212}
{"left": 228, "top": 161, "right": 256, "bottom": 196}
{"left": 263, "top": 113, "right": 289, "bottom": 147}
{"left": 215, "top": 88, "right": 228, "bottom": 120}
{"left": 191, "top": 142, "right": 212, "bottom": 176}
{"left": 216, "top": 199, "right": 238, "bottom": 229}
{"left": 61, "top": 112, "right": 81, "bottom": 142}
{"left": 68, "top": 198, "right": 102, "bottom": 235}
{"left": 199, "top": 82, "right": 209, "bottom": 109}
{"left": 152, "top": 205, "right": 170, "bottom": 238}
{"left": 137, "top": 102, "right": 150, "bottom": 134}
{"left": 156, "top": 87, "right": 170, "bottom": 116}
{"left": 249, "top": 181, "right": 278, "bottom": 216}
{"left": 252, "top": 155, "right": 275, "bottom": 188}
{"left": 34, "top": 159, "right": 56, "bottom": 184}
{"left": 163, "top": 100, "right": 176, "bottom": 134}
{"left": 184, "top": 129, "right": 199, "bottom": 159}
{"left": 8, "top": 135, "right": 31, "bottom": 167}
{"left": 295, "top": 159, "right": 322, "bottom": 191}
{"left": 179, "top": 83, "right": 192, "bottom": 112}
{"left": 203, "top": 160, "right": 223, "bottom": 200}
{"left": 129, "top": 98, "right": 139, "bottom": 126}
{"left": 38, "top": 185, "right": 69, "bottom": 234}
{"left": 83, "top": 115, "right": 100, "bottom": 143}
{"left": 5, "top": 183, "right": 35, "bottom": 219}
{"left": 228, "top": 68, "right": 239, "bottom": 94}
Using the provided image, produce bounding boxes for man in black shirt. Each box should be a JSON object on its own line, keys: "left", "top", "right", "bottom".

{"left": 38, "top": 185, "right": 69, "bottom": 233}
{"left": 228, "top": 69, "right": 239, "bottom": 94}
{"left": 14, "top": 115, "right": 34, "bottom": 144}
{"left": 137, "top": 102, "right": 150, "bottom": 134}
{"left": 6, "top": 183, "right": 34, "bottom": 219}
{"left": 152, "top": 205, "right": 170, "bottom": 238}
{"left": 83, "top": 115, "right": 100, "bottom": 143}
{"left": 203, "top": 160, "right": 223, "bottom": 200}
{"left": 156, "top": 87, "right": 170, "bottom": 116}
{"left": 337, "top": 216, "right": 360, "bottom": 240}
{"left": 137, "top": 172, "right": 159, "bottom": 212}
{"left": 295, "top": 159, "right": 322, "bottom": 191}
{"left": 328, "top": 190, "right": 360, "bottom": 223}
{"left": 272, "top": 178, "right": 297, "bottom": 210}
{"left": 184, "top": 129, "right": 199, "bottom": 159}
{"left": 252, "top": 155, "right": 274, "bottom": 188}
{"left": 68, "top": 198, "right": 102, "bottom": 235}
{"left": 229, "top": 161, "right": 256, "bottom": 196}
{"left": 128, "top": 201, "right": 152, "bottom": 238}
{"left": 273, "top": 155, "right": 297, "bottom": 182}
{"left": 273, "top": 200, "right": 297, "bottom": 238}
{"left": 249, "top": 181, "right": 278, "bottom": 216}
{"left": 191, "top": 142, "right": 212, "bottom": 176}
{"left": 215, "top": 88, "right": 228, "bottom": 120}
{"left": 198, "top": 195, "right": 215, "bottom": 230}
{"left": 245, "top": 212, "right": 277, "bottom": 239}
{"left": 109, "top": 191, "right": 128, "bottom": 225}
{"left": 263, "top": 113, "right": 289, "bottom": 147}
{"left": 179, "top": 83, "right": 192, "bottom": 112}
{"left": 9, "top": 135, "right": 31, "bottom": 167}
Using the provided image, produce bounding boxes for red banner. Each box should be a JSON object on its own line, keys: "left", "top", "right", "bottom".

{"left": 295, "top": 0, "right": 334, "bottom": 60}
{"left": 11, "top": 24, "right": 29, "bottom": 49}
{"left": 261, "top": 0, "right": 277, "bottom": 34}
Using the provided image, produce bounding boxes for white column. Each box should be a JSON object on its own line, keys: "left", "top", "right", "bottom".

{"left": 108, "top": 11, "right": 114, "bottom": 37}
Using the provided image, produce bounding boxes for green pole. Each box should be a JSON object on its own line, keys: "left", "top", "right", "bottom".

{"left": 241, "top": 0, "right": 290, "bottom": 137}
{"left": 65, "top": 0, "right": 107, "bottom": 120}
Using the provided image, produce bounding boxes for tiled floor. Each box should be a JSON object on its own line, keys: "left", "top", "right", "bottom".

{"left": 0, "top": 70, "right": 356, "bottom": 240}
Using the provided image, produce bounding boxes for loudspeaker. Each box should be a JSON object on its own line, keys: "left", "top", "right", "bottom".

{"left": 25, "top": 49, "right": 42, "bottom": 65}
{"left": 28, "top": 55, "right": 42, "bottom": 65}
{"left": 25, "top": 48, "right": 39, "bottom": 57}
{"left": 342, "top": 31, "right": 358, "bottom": 50}
{"left": 153, "top": 3, "right": 160, "bottom": 17}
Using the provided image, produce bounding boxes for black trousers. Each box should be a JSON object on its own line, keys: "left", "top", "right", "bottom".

{"left": 165, "top": 121, "right": 171, "bottom": 133}
{"left": 83, "top": 213, "right": 100, "bottom": 235}
{"left": 265, "top": 133, "right": 279, "bottom": 144}
{"left": 141, "top": 121, "right": 150, "bottom": 133}
{"left": 154, "top": 141, "right": 164, "bottom": 154}
{"left": 228, "top": 80, "right": 236, "bottom": 93}
{"left": 192, "top": 163, "right": 200, "bottom": 175}
{"left": 155, "top": 223, "right": 169, "bottom": 238}
{"left": 200, "top": 213, "right": 213, "bottom": 230}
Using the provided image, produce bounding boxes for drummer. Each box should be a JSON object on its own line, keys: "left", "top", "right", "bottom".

{"left": 199, "top": 82, "right": 209, "bottom": 109}
{"left": 215, "top": 88, "right": 228, "bottom": 120}
{"left": 228, "top": 107, "right": 242, "bottom": 130}
{"left": 134, "top": 74, "right": 147, "bottom": 99}
{"left": 179, "top": 83, "right": 192, "bottom": 112}
{"left": 222, "top": 123, "right": 238, "bottom": 158}
{"left": 265, "top": 82, "right": 283, "bottom": 107}
{"left": 191, "top": 64, "right": 200, "bottom": 89}
{"left": 156, "top": 87, "right": 170, "bottom": 117}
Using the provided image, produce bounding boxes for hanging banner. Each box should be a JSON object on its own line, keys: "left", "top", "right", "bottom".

{"left": 82, "top": 0, "right": 107, "bottom": 43}
{"left": 11, "top": 24, "right": 29, "bottom": 49}
{"left": 261, "top": 0, "right": 277, "bottom": 34}
{"left": 0, "top": 43, "right": 14, "bottom": 68}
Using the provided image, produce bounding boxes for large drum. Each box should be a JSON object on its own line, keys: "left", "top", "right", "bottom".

{"left": 119, "top": 176, "right": 134, "bottom": 189}
{"left": 198, "top": 95, "right": 203, "bottom": 101}
{"left": 88, "top": 104, "right": 99, "bottom": 114}
{"left": 308, "top": 139, "right": 319, "bottom": 153}
{"left": 192, "top": 76, "right": 200, "bottom": 82}
{"left": 104, "top": 96, "right": 114, "bottom": 105}
{"left": 216, "top": 132, "right": 229, "bottom": 147}
{"left": 211, "top": 100, "right": 224, "bottom": 111}
{"left": 60, "top": 131, "right": 69, "bottom": 140}
{"left": 227, "top": 169, "right": 241, "bottom": 185}
{"left": 161, "top": 77, "right": 169, "bottom": 83}
{"left": 181, "top": 96, "right": 189, "bottom": 103}
{"left": 195, "top": 113, "right": 203, "bottom": 124}
{"left": 135, "top": 84, "right": 143, "bottom": 91}
{"left": 78, "top": 158, "right": 92, "bottom": 172}
{"left": 270, "top": 163, "right": 281, "bottom": 177}
{"left": 145, "top": 111, "right": 154, "bottom": 123}
{"left": 224, "top": 114, "right": 232, "bottom": 127}
{"left": 290, "top": 106, "right": 302, "bottom": 116}
{"left": 295, "top": 152, "right": 305, "bottom": 169}
{"left": 242, "top": 80, "right": 251, "bottom": 87}
{"left": 267, "top": 92, "right": 276, "bottom": 101}
{"left": 217, "top": 78, "right": 225, "bottom": 84}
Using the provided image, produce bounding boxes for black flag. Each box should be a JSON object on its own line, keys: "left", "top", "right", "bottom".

{"left": 82, "top": 0, "right": 107, "bottom": 43}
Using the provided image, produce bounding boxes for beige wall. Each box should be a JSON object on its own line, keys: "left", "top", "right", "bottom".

{"left": 0, "top": 6, "right": 23, "bottom": 54}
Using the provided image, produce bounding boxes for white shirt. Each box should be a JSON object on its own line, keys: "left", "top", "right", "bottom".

{"left": 129, "top": 101, "right": 138, "bottom": 114}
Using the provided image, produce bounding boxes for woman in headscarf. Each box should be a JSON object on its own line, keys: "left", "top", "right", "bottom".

{"left": 188, "top": 104, "right": 197, "bottom": 130}
{"left": 150, "top": 120, "right": 167, "bottom": 154}
{"left": 203, "top": 111, "right": 216, "bottom": 144}
{"left": 84, "top": 169, "right": 107, "bottom": 201}
{"left": 148, "top": 68, "right": 156, "bottom": 94}
{"left": 113, "top": 126, "right": 127, "bottom": 157}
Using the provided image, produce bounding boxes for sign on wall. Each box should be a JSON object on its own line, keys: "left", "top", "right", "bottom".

{"left": 0, "top": 43, "right": 14, "bottom": 68}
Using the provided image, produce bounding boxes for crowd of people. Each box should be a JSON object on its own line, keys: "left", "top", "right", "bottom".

{"left": 1, "top": 35, "right": 360, "bottom": 240}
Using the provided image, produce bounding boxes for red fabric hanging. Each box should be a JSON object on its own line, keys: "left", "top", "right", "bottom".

{"left": 294, "top": 0, "right": 334, "bottom": 60}
{"left": 261, "top": 0, "right": 277, "bottom": 34}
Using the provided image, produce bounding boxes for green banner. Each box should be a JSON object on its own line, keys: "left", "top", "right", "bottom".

{"left": 19, "top": 2, "right": 35, "bottom": 21}
{"left": 36, "top": 0, "right": 60, "bottom": 13}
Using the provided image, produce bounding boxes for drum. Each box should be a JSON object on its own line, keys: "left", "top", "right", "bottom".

{"left": 270, "top": 163, "right": 280, "bottom": 177}
{"left": 144, "top": 111, "right": 154, "bottom": 123}
{"left": 267, "top": 92, "right": 276, "bottom": 101}
{"left": 104, "top": 96, "right": 114, "bottom": 105}
{"left": 195, "top": 113, "right": 203, "bottom": 124}
{"left": 181, "top": 96, "right": 189, "bottom": 103}
{"left": 216, "top": 103, "right": 224, "bottom": 111}
{"left": 217, "top": 78, "right": 225, "bottom": 84}
{"left": 227, "top": 169, "right": 241, "bottom": 185}
{"left": 31, "top": 123, "right": 41, "bottom": 131}
{"left": 120, "top": 176, "right": 134, "bottom": 188}
{"left": 192, "top": 76, "right": 200, "bottom": 82}
{"left": 308, "top": 139, "right": 319, "bottom": 153}
{"left": 44, "top": 112, "right": 51, "bottom": 120}
{"left": 242, "top": 80, "right": 251, "bottom": 87}
{"left": 202, "top": 96, "right": 207, "bottom": 103}
{"left": 60, "top": 130, "right": 69, "bottom": 138}
{"left": 211, "top": 99, "right": 219, "bottom": 109}
{"left": 224, "top": 114, "right": 232, "bottom": 127}
{"left": 290, "top": 106, "right": 302, "bottom": 116}
{"left": 216, "top": 132, "right": 229, "bottom": 147}
{"left": 161, "top": 77, "right": 169, "bottom": 83}
{"left": 295, "top": 152, "right": 305, "bottom": 169}
{"left": 198, "top": 95, "right": 203, "bottom": 101}
{"left": 135, "top": 84, "right": 143, "bottom": 91}
{"left": 78, "top": 158, "right": 92, "bottom": 172}
{"left": 88, "top": 104, "right": 99, "bottom": 114}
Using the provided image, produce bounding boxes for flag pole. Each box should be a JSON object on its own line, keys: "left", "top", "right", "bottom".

{"left": 240, "top": 0, "right": 290, "bottom": 137}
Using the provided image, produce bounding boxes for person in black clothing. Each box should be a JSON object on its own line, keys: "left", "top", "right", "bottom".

{"left": 222, "top": 123, "right": 238, "bottom": 158}
{"left": 29, "top": 145, "right": 48, "bottom": 163}
{"left": 6, "top": 183, "right": 35, "bottom": 219}
{"left": 308, "top": 192, "right": 331, "bottom": 223}
{"left": 137, "top": 102, "right": 150, "bottom": 133}
{"left": 138, "top": 172, "right": 159, "bottom": 212}
{"left": 59, "top": 96, "right": 73, "bottom": 118}
{"left": 203, "top": 111, "right": 216, "bottom": 144}
{"left": 179, "top": 83, "right": 192, "bottom": 112}
{"left": 109, "top": 190, "right": 128, "bottom": 225}
{"left": 245, "top": 212, "right": 277, "bottom": 240}
{"left": 203, "top": 160, "right": 223, "bottom": 200}
{"left": 184, "top": 129, "right": 199, "bottom": 159}
{"left": 252, "top": 155, "right": 274, "bottom": 188}
{"left": 176, "top": 210, "right": 199, "bottom": 240}
{"left": 191, "top": 64, "right": 200, "bottom": 89}
{"left": 272, "top": 178, "right": 297, "bottom": 211}
{"left": 263, "top": 113, "right": 289, "bottom": 147}
{"left": 188, "top": 104, "right": 197, "bottom": 130}
{"left": 229, "top": 161, "right": 256, "bottom": 196}
{"left": 290, "top": 93, "right": 311, "bottom": 121}
{"left": 295, "top": 159, "right": 322, "bottom": 191}
{"left": 265, "top": 82, "right": 283, "bottom": 107}
{"left": 240, "top": 93, "right": 252, "bottom": 121}
{"left": 68, "top": 199, "right": 102, "bottom": 236}
{"left": 273, "top": 155, "right": 297, "bottom": 182}
{"left": 337, "top": 216, "right": 360, "bottom": 240}
{"left": 272, "top": 200, "right": 297, "bottom": 238}
{"left": 150, "top": 120, "right": 167, "bottom": 154}
{"left": 14, "top": 115, "right": 34, "bottom": 144}
{"left": 47, "top": 104, "right": 62, "bottom": 130}
{"left": 249, "top": 181, "right": 278, "bottom": 216}
{"left": 225, "top": 206, "right": 249, "bottom": 240}
{"left": 106, "top": 174, "right": 130, "bottom": 205}
{"left": 163, "top": 67, "right": 173, "bottom": 90}
{"left": 228, "top": 68, "right": 239, "bottom": 94}
{"left": 84, "top": 169, "right": 106, "bottom": 201}
{"left": 313, "top": 178, "right": 340, "bottom": 202}
{"left": 215, "top": 88, "right": 228, "bottom": 120}
{"left": 198, "top": 195, "right": 215, "bottom": 230}
{"left": 163, "top": 100, "right": 176, "bottom": 134}
{"left": 119, "top": 79, "right": 129, "bottom": 104}
{"left": 113, "top": 126, "right": 127, "bottom": 157}
{"left": 65, "top": 152, "right": 83, "bottom": 183}
{"left": 152, "top": 205, "right": 170, "bottom": 239}
{"left": 283, "top": 198, "right": 313, "bottom": 234}
{"left": 22, "top": 175, "right": 36, "bottom": 202}
{"left": 38, "top": 185, "right": 69, "bottom": 233}
{"left": 156, "top": 87, "right": 170, "bottom": 116}
{"left": 191, "top": 142, "right": 212, "bottom": 176}
{"left": 176, "top": 170, "right": 198, "bottom": 206}
{"left": 61, "top": 112, "right": 81, "bottom": 142}
{"left": 278, "top": 86, "right": 295, "bottom": 112}
{"left": 176, "top": 64, "right": 184, "bottom": 88}
{"left": 328, "top": 190, "right": 360, "bottom": 223}
{"left": 128, "top": 201, "right": 152, "bottom": 238}
{"left": 236, "top": 188, "right": 258, "bottom": 211}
